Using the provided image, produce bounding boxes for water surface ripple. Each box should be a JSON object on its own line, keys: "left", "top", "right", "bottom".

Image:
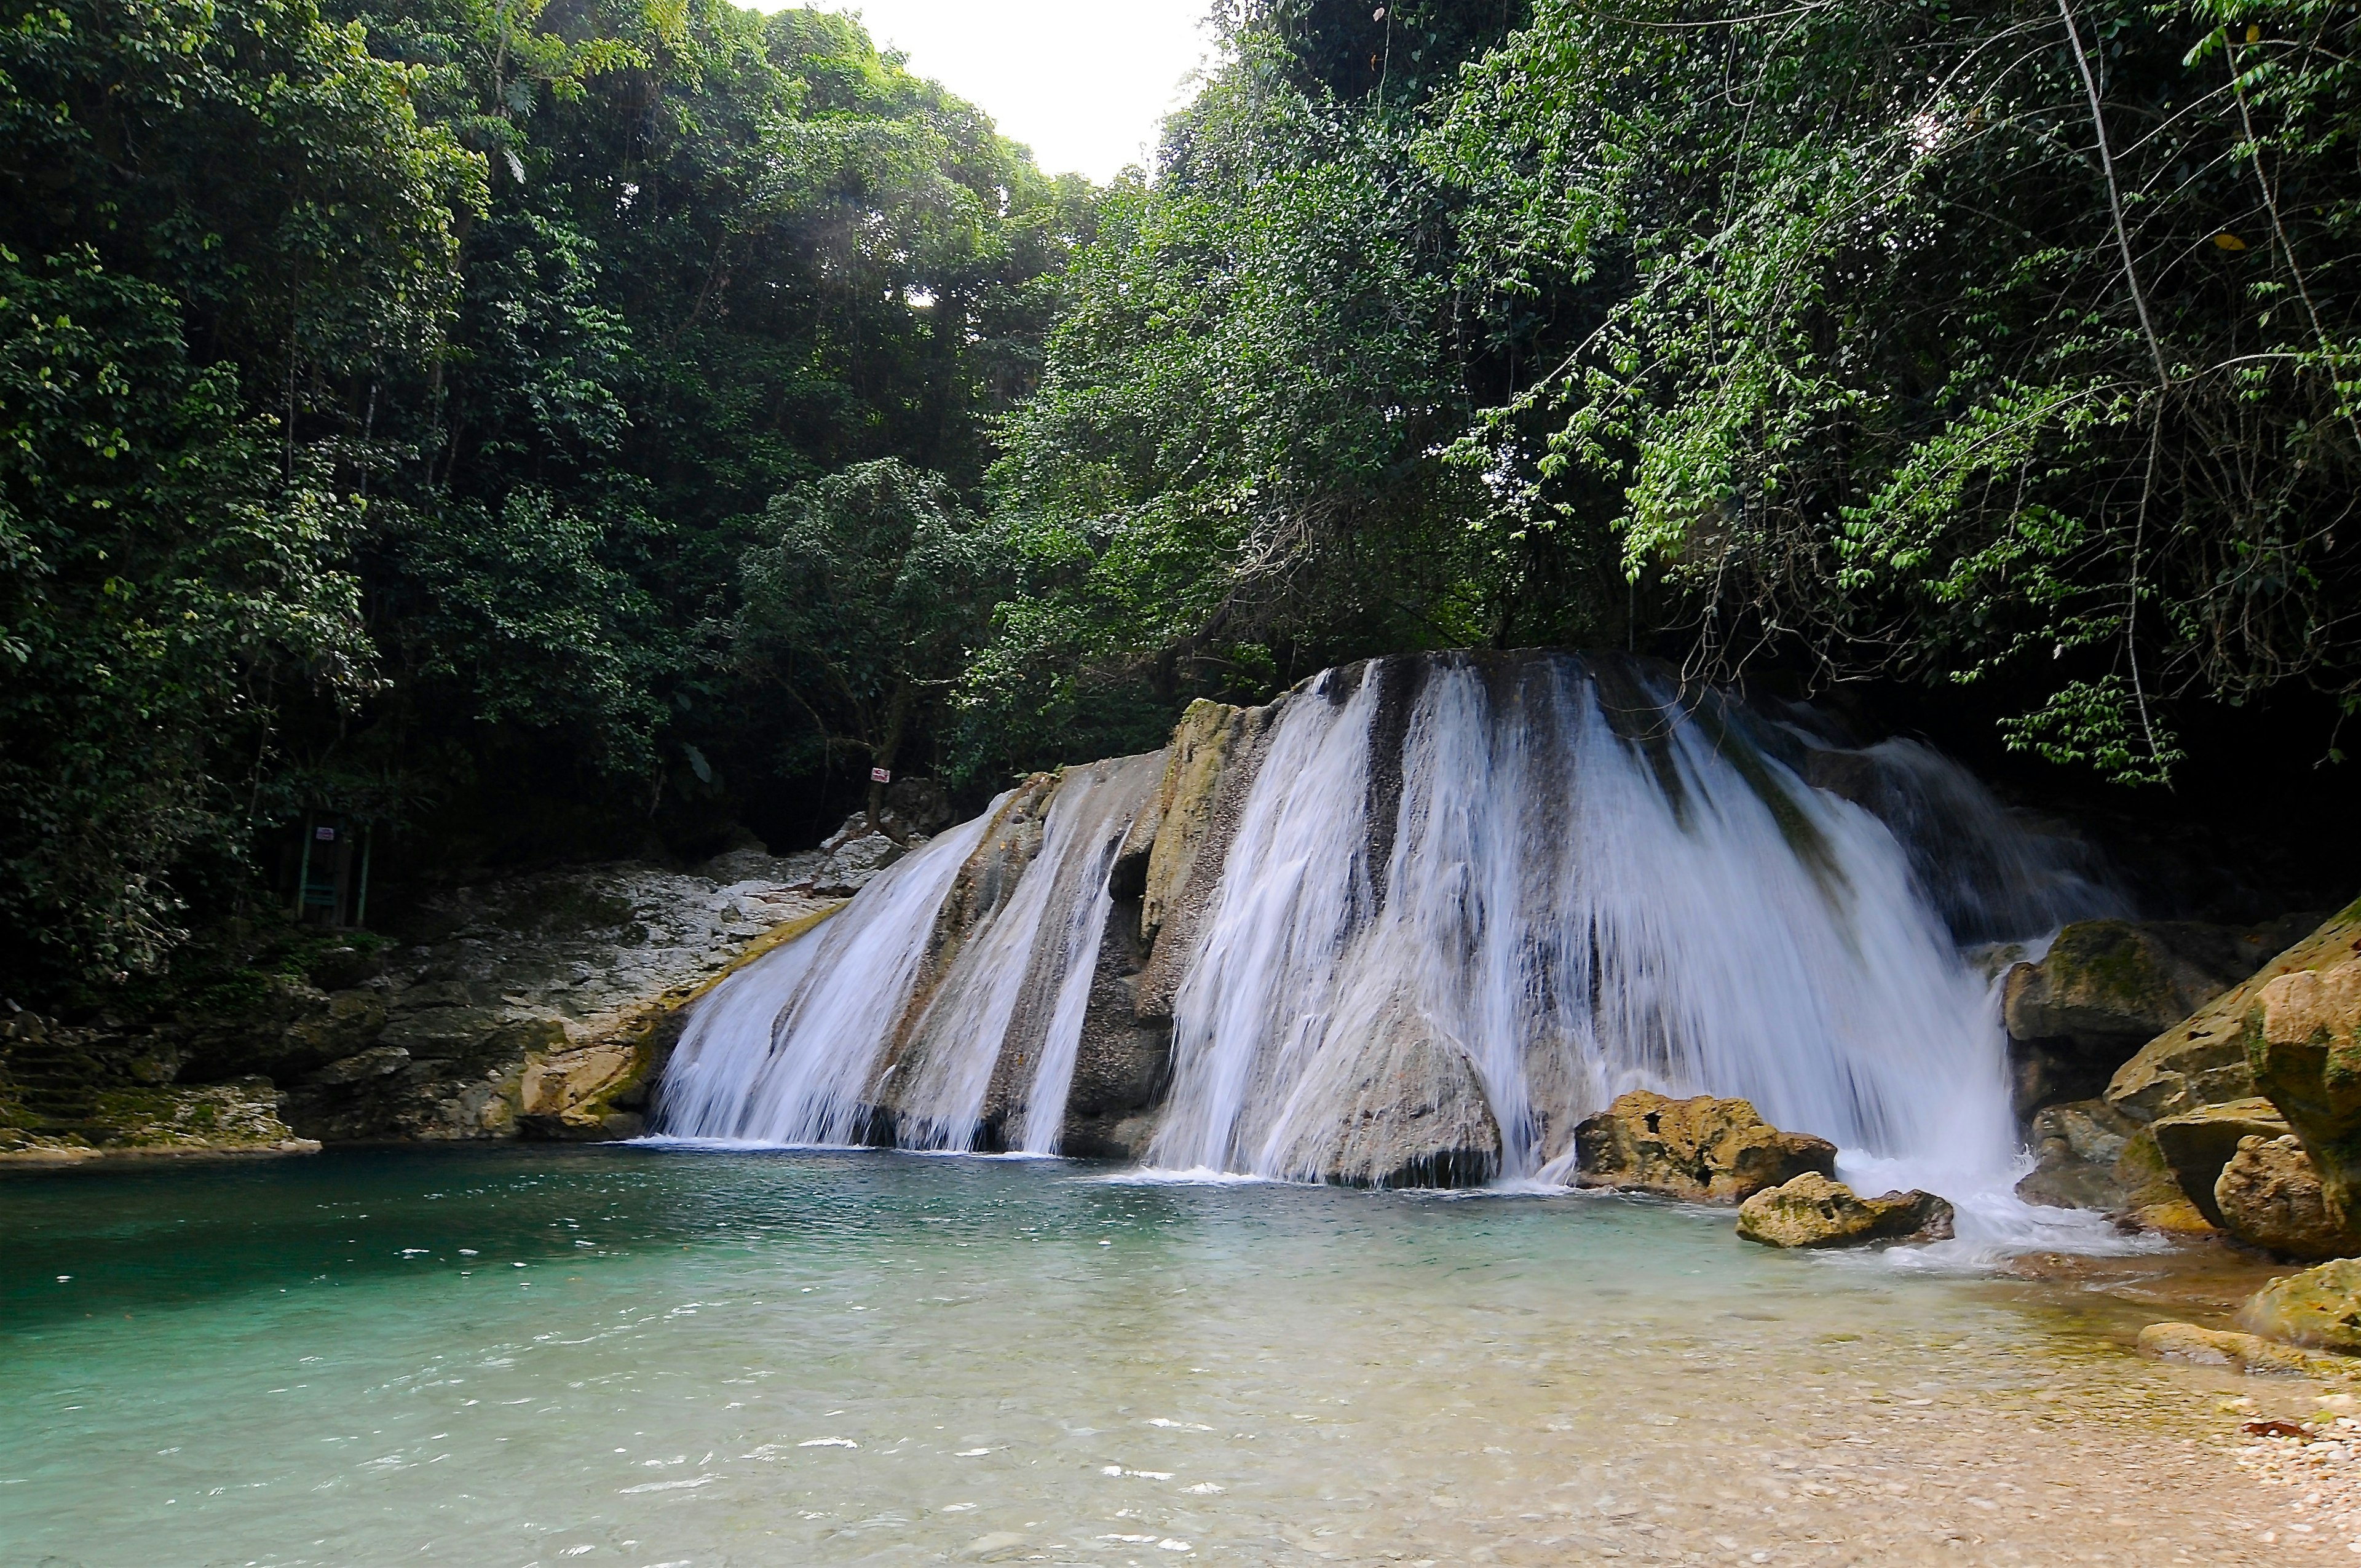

{"left": 0, "top": 1148, "right": 2284, "bottom": 1565}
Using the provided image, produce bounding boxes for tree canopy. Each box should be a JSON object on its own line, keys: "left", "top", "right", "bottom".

{"left": 5, "top": 0, "right": 2359, "bottom": 1004}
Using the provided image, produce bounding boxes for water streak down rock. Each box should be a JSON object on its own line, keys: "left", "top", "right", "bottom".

{"left": 657, "top": 652, "right": 2103, "bottom": 1186}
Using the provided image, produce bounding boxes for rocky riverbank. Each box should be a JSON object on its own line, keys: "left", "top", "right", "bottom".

{"left": 0, "top": 845, "right": 888, "bottom": 1163}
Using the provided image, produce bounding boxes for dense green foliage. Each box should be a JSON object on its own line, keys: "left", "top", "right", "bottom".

{"left": 6, "top": 0, "right": 2360, "bottom": 1004}
{"left": 983, "top": 0, "right": 2361, "bottom": 781}
{"left": 1, "top": 0, "right": 1083, "bottom": 999}
{"left": 735, "top": 457, "right": 1013, "bottom": 820}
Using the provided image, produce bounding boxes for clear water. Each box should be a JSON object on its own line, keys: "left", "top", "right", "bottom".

{"left": 1, "top": 1149, "right": 2285, "bottom": 1567}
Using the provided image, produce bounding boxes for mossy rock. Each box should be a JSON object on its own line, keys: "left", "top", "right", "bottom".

{"left": 2114, "top": 1125, "right": 2217, "bottom": 1234}
{"left": 2240, "top": 1258, "right": 2361, "bottom": 1355}
{"left": 1574, "top": 1090, "right": 1837, "bottom": 1203}
{"left": 2247, "top": 896, "right": 2361, "bottom": 1229}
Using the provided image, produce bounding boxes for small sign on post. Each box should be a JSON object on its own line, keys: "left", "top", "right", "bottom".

{"left": 870, "top": 767, "right": 892, "bottom": 784}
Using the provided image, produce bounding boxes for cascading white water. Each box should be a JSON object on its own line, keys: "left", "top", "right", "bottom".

{"left": 655, "top": 754, "right": 1158, "bottom": 1152}
{"left": 888, "top": 754, "right": 1157, "bottom": 1152}
{"left": 1146, "top": 657, "right": 2035, "bottom": 1192}
{"left": 655, "top": 801, "right": 1004, "bottom": 1146}
{"left": 657, "top": 651, "right": 2124, "bottom": 1243}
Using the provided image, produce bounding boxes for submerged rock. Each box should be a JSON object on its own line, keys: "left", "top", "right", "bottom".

{"left": 2240, "top": 1258, "right": 2361, "bottom": 1354}
{"left": 2247, "top": 898, "right": 2361, "bottom": 1230}
{"left": 2138, "top": 1321, "right": 2361, "bottom": 1379}
{"left": 1573, "top": 1091, "right": 1837, "bottom": 1203}
{"left": 1735, "top": 1172, "right": 1954, "bottom": 1248}
{"left": 2216, "top": 1134, "right": 2360, "bottom": 1261}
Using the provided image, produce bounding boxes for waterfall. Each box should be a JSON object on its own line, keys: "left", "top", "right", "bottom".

{"left": 655, "top": 651, "right": 2113, "bottom": 1198}
{"left": 655, "top": 802, "right": 1004, "bottom": 1145}
{"left": 655, "top": 754, "right": 1160, "bottom": 1152}
{"left": 884, "top": 754, "right": 1160, "bottom": 1152}
{"left": 1148, "top": 657, "right": 2036, "bottom": 1189}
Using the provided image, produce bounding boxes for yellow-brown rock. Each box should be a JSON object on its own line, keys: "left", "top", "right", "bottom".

{"left": 2247, "top": 897, "right": 2361, "bottom": 1229}
{"left": 2138, "top": 1321, "right": 2361, "bottom": 1378}
{"left": 2111, "top": 1124, "right": 2218, "bottom": 1235}
{"left": 2239, "top": 1258, "right": 2361, "bottom": 1354}
{"left": 2142, "top": 1096, "right": 2291, "bottom": 1227}
{"left": 1572, "top": 1090, "right": 1837, "bottom": 1203}
{"left": 2215, "top": 1134, "right": 2361, "bottom": 1261}
{"left": 2110, "top": 898, "right": 2360, "bottom": 1123}
{"left": 1136, "top": 700, "right": 1251, "bottom": 952}
{"left": 1736, "top": 1172, "right": 1955, "bottom": 1248}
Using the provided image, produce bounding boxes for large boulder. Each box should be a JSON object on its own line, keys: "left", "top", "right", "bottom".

{"left": 2215, "top": 1134, "right": 2361, "bottom": 1262}
{"left": 2142, "top": 1097, "right": 2291, "bottom": 1227}
{"left": 1573, "top": 1091, "right": 1837, "bottom": 1203}
{"left": 1736, "top": 1173, "right": 1955, "bottom": 1248}
{"left": 2015, "top": 1098, "right": 2138, "bottom": 1210}
{"left": 2107, "top": 901, "right": 2357, "bottom": 1123}
{"left": 2246, "top": 897, "right": 2361, "bottom": 1229}
{"left": 2008, "top": 916, "right": 2317, "bottom": 1116}
{"left": 1264, "top": 990, "right": 1502, "bottom": 1188}
{"left": 2239, "top": 1258, "right": 2361, "bottom": 1354}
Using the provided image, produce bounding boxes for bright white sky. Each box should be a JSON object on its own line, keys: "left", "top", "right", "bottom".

{"left": 818, "top": 1, "right": 1221, "bottom": 184}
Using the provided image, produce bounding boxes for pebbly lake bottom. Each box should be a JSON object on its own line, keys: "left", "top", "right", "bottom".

{"left": 0, "top": 1146, "right": 2338, "bottom": 1567}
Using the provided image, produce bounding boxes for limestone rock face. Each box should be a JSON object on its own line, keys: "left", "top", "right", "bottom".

{"left": 2247, "top": 898, "right": 2361, "bottom": 1230}
{"left": 810, "top": 827, "right": 908, "bottom": 898}
{"left": 2008, "top": 916, "right": 2319, "bottom": 1117}
{"left": 1132, "top": 701, "right": 1277, "bottom": 1025}
{"left": 2015, "top": 1098, "right": 2138, "bottom": 1210}
{"left": 2239, "top": 1258, "right": 2361, "bottom": 1353}
{"left": 2108, "top": 901, "right": 2357, "bottom": 1123}
{"left": 1055, "top": 887, "right": 1174, "bottom": 1162}
{"left": 2215, "top": 1134, "right": 2361, "bottom": 1262}
{"left": 249, "top": 864, "right": 844, "bottom": 1146}
{"left": 1736, "top": 1173, "right": 1955, "bottom": 1248}
{"left": 1573, "top": 1091, "right": 1837, "bottom": 1203}
{"left": 2142, "top": 1097, "right": 2292, "bottom": 1227}
{"left": 1264, "top": 991, "right": 1502, "bottom": 1189}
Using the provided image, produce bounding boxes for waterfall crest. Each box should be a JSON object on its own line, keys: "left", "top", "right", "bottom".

{"left": 655, "top": 652, "right": 2113, "bottom": 1190}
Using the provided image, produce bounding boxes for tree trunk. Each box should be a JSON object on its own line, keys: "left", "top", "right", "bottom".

{"left": 866, "top": 679, "right": 916, "bottom": 841}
